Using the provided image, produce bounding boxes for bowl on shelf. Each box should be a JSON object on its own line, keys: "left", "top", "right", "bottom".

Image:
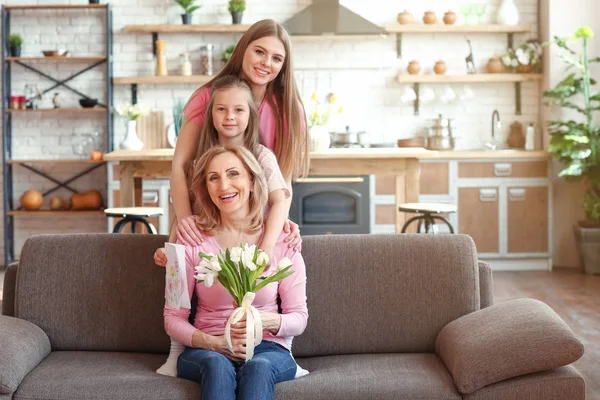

{"left": 79, "top": 98, "right": 98, "bottom": 108}
{"left": 42, "top": 49, "right": 69, "bottom": 57}
{"left": 397, "top": 137, "right": 425, "bottom": 148}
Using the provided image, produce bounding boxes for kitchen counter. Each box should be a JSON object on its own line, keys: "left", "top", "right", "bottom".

{"left": 432, "top": 150, "right": 551, "bottom": 159}
{"left": 103, "top": 147, "right": 438, "bottom": 233}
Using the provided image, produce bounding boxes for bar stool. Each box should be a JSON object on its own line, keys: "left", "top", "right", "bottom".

{"left": 104, "top": 207, "right": 164, "bottom": 234}
{"left": 398, "top": 203, "right": 457, "bottom": 234}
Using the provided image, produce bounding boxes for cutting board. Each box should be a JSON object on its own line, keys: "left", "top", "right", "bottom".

{"left": 137, "top": 111, "right": 168, "bottom": 149}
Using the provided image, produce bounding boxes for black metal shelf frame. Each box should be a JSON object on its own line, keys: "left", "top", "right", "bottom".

{"left": 1, "top": 5, "right": 114, "bottom": 267}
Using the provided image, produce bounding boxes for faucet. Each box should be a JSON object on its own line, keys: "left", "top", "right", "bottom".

{"left": 487, "top": 110, "right": 502, "bottom": 150}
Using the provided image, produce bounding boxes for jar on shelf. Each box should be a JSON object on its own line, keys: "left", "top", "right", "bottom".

{"left": 200, "top": 44, "right": 214, "bottom": 76}
{"left": 178, "top": 52, "right": 192, "bottom": 76}
{"left": 25, "top": 84, "right": 41, "bottom": 109}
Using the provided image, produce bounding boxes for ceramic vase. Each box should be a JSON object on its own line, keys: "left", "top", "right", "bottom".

{"left": 496, "top": 0, "right": 519, "bottom": 25}
{"left": 120, "top": 120, "right": 144, "bottom": 151}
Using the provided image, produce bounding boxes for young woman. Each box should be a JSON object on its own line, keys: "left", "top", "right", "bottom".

{"left": 171, "top": 19, "right": 309, "bottom": 247}
{"left": 164, "top": 146, "right": 308, "bottom": 400}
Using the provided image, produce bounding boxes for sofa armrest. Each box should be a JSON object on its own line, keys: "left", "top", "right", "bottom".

{"left": 435, "top": 298, "right": 584, "bottom": 395}
{"left": 0, "top": 315, "right": 51, "bottom": 396}
{"left": 2, "top": 262, "right": 18, "bottom": 317}
{"left": 477, "top": 261, "right": 493, "bottom": 309}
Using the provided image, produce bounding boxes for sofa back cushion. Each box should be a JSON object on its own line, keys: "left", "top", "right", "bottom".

{"left": 16, "top": 234, "right": 170, "bottom": 353}
{"left": 293, "top": 234, "right": 480, "bottom": 357}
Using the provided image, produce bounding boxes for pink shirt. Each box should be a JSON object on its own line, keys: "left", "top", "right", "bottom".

{"left": 163, "top": 231, "right": 308, "bottom": 350}
{"left": 184, "top": 87, "right": 278, "bottom": 150}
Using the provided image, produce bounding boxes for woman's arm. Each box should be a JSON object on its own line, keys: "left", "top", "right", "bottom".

{"left": 170, "top": 116, "right": 201, "bottom": 221}
{"left": 273, "top": 248, "right": 308, "bottom": 337}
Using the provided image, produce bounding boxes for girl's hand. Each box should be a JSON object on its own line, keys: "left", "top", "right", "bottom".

{"left": 154, "top": 247, "right": 167, "bottom": 267}
{"left": 176, "top": 215, "right": 205, "bottom": 246}
{"left": 283, "top": 219, "right": 302, "bottom": 251}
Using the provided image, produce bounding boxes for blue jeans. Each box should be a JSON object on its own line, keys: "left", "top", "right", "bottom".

{"left": 177, "top": 340, "right": 297, "bottom": 400}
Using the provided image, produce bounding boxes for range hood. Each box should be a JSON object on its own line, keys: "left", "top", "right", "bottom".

{"left": 283, "top": 0, "right": 386, "bottom": 36}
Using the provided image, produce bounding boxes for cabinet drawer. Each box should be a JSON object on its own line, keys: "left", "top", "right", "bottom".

{"left": 420, "top": 162, "right": 449, "bottom": 195}
{"left": 374, "top": 175, "right": 395, "bottom": 195}
{"left": 458, "top": 161, "right": 547, "bottom": 178}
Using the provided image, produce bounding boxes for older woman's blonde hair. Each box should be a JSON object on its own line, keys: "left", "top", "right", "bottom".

{"left": 190, "top": 145, "right": 268, "bottom": 232}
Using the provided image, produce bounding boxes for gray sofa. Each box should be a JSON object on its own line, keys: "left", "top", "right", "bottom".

{"left": 1, "top": 233, "right": 585, "bottom": 400}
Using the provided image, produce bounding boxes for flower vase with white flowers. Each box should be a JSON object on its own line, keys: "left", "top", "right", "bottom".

{"left": 194, "top": 244, "right": 293, "bottom": 361}
{"left": 501, "top": 42, "right": 543, "bottom": 73}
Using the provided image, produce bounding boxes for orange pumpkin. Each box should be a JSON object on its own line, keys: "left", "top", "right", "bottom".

{"left": 20, "top": 190, "right": 44, "bottom": 210}
{"left": 71, "top": 190, "right": 103, "bottom": 210}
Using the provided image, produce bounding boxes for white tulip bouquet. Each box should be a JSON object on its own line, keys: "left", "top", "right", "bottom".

{"left": 194, "top": 244, "right": 293, "bottom": 361}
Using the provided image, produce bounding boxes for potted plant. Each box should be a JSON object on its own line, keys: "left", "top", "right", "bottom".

{"left": 501, "top": 41, "right": 543, "bottom": 73}
{"left": 543, "top": 26, "right": 600, "bottom": 274}
{"left": 220, "top": 44, "right": 235, "bottom": 64}
{"left": 175, "top": 0, "right": 201, "bottom": 25}
{"left": 228, "top": 0, "right": 246, "bottom": 24}
{"left": 8, "top": 34, "right": 22, "bottom": 57}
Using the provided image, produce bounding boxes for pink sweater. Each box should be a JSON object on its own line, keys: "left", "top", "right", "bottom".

{"left": 164, "top": 232, "right": 308, "bottom": 350}
{"left": 184, "top": 87, "right": 278, "bottom": 150}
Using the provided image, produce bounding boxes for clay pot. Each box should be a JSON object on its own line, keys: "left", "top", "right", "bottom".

{"left": 434, "top": 60, "right": 447, "bottom": 75}
{"left": 487, "top": 56, "right": 505, "bottom": 73}
{"left": 20, "top": 190, "right": 43, "bottom": 211}
{"left": 507, "top": 121, "right": 525, "bottom": 149}
{"left": 443, "top": 11, "right": 457, "bottom": 25}
{"left": 407, "top": 60, "right": 421, "bottom": 75}
{"left": 516, "top": 64, "right": 535, "bottom": 73}
{"left": 71, "top": 190, "right": 103, "bottom": 210}
{"left": 423, "top": 11, "right": 437, "bottom": 25}
{"left": 397, "top": 10, "right": 414, "bottom": 25}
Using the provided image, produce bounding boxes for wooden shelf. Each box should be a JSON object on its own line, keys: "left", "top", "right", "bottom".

{"left": 385, "top": 24, "right": 532, "bottom": 34}
{"left": 396, "top": 73, "right": 543, "bottom": 84}
{"left": 123, "top": 24, "right": 251, "bottom": 33}
{"left": 7, "top": 210, "right": 105, "bottom": 216}
{"left": 6, "top": 56, "right": 107, "bottom": 61}
{"left": 6, "top": 5, "right": 107, "bottom": 9}
{"left": 6, "top": 107, "right": 107, "bottom": 113}
{"left": 7, "top": 159, "right": 106, "bottom": 165}
{"left": 113, "top": 75, "right": 212, "bottom": 85}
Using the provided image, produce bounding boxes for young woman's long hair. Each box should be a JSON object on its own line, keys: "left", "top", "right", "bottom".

{"left": 190, "top": 145, "right": 268, "bottom": 232}
{"left": 185, "top": 19, "right": 309, "bottom": 181}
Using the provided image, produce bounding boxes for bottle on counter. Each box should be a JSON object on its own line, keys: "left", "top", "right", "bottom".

{"left": 525, "top": 123, "right": 535, "bottom": 150}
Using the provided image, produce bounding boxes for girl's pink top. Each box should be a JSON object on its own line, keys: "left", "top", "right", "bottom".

{"left": 163, "top": 232, "right": 308, "bottom": 350}
{"left": 184, "top": 87, "right": 278, "bottom": 150}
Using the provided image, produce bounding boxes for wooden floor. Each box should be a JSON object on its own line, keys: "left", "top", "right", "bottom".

{"left": 494, "top": 269, "right": 600, "bottom": 400}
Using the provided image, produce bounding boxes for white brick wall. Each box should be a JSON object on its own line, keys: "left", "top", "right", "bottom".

{"left": 0, "top": 0, "right": 540, "bottom": 262}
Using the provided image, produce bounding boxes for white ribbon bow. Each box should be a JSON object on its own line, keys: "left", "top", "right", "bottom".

{"left": 224, "top": 292, "right": 263, "bottom": 362}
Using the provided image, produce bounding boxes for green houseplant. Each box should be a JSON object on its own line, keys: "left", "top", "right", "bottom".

{"left": 175, "top": 0, "right": 201, "bottom": 25}
{"left": 221, "top": 44, "right": 236, "bottom": 64}
{"left": 8, "top": 34, "right": 23, "bottom": 57}
{"left": 228, "top": 0, "right": 246, "bottom": 24}
{"left": 544, "top": 25, "right": 600, "bottom": 274}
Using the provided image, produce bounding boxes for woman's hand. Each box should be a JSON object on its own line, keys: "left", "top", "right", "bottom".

{"left": 283, "top": 220, "right": 302, "bottom": 251}
{"left": 259, "top": 310, "right": 282, "bottom": 334}
{"left": 176, "top": 215, "right": 205, "bottom": 246}
{"left": 154, "top": 247, "right": 167, "bottom": 267}
{"left": 206, "top": 335, "right": 246, "bottom": 362}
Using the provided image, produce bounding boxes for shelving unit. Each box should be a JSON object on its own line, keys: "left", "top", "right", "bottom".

{"left": 396, "top": 73, "right": 543, "bottom": 83}
{"left": 385, "top": 23, "right": 532, "bottom": 57}
{"left": 1, "top": 4, "right": 113, "bottom": 267}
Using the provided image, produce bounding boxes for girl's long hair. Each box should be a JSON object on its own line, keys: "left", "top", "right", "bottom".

{"left": 185, "top": 19, "right": 309, "bottom": 180}
{"left": 190, "top": 145, "right": 268, "bottom": 232}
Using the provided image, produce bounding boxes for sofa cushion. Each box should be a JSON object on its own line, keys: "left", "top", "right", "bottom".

{"left": 435, "top": 298, "right": 585, "bottom": 395}
{"left": 275, "top": 353, "right": 461, "bottom": 400}
{"left": 15, "top": 234, "right": 170, "bottom": 353}
{"left": 294, "top": 234, "right": 480, "bottom": 357}
{"left": 13, "top": 352, "right": 200, "bottom": 400}
{"left": 463, "top": 365, "right": 585, "bottom": 400}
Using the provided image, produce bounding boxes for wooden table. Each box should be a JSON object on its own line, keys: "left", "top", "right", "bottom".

{"left": 103, "top": 147, "right": 439, "bottom": 233}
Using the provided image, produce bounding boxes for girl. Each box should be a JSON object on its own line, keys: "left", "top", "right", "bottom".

{"left": 171, "top": 19, "right": 309, "bottom": 248}
{"left": 155, "top": 75, "right": 296, "bottom": 377}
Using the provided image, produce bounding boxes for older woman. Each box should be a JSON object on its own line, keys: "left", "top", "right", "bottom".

{"left": 164, "top": 145, "right": 308, "bottom": 400}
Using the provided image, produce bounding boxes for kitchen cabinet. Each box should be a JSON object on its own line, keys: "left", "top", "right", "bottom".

{"left": 458, "top": 187, "right": 500, "bottom": 253}
{"left": 371, "top": 155, "right": 552, "bottom": 270}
